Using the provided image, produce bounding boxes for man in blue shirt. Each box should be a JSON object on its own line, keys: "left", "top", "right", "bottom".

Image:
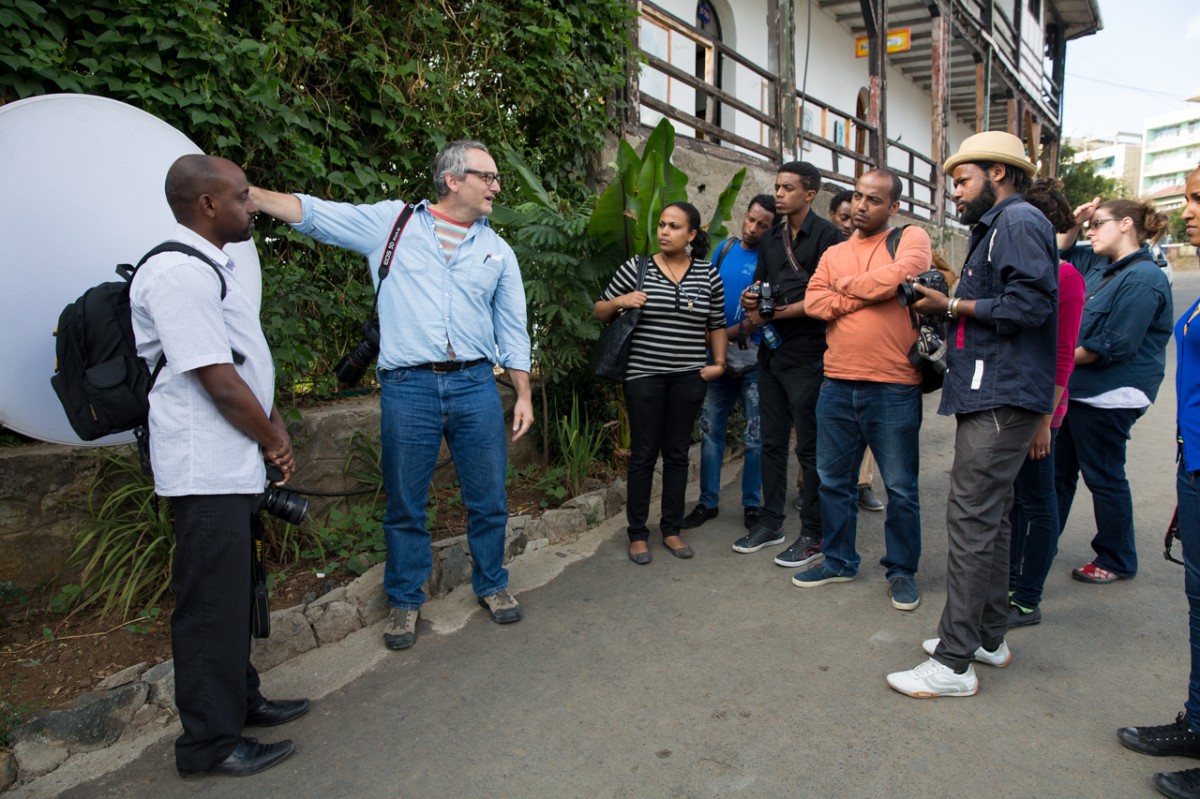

{"left": 886, "top": 132, "right": 1057, "bottom": 698}
{"left": 682, "top": 195, "right": 777, "bottom": 532}
{"left": 251, "top": 140, "right": 534, "bottom": 651}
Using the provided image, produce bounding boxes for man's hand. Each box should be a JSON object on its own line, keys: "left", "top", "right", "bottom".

{"left": 1027, "top": 422, "right": 1052, "bottom": 460}
{"left": 907, "top": 280, "right": 950, "bottom": 317}
{"left": 511, "top": 396, "right": 534, "bottom": 442}
{"left": 265, "top": 406, "right": 295, "bottom": 482}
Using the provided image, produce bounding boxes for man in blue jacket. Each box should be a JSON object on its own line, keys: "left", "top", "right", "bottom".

{"left": 250, "top": 141, "right": 534, "bottom": 651}
{"left": 885, "top": 132, "right": 1058, "bottom": 698}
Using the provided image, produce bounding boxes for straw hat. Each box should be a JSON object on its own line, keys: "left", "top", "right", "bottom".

{"left": 943, "top": 131, "right": 1037, "bottom": 177}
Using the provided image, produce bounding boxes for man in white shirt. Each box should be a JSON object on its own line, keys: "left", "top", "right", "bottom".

{"left": 131, "top": 154, "right": 307, "bottom": 778}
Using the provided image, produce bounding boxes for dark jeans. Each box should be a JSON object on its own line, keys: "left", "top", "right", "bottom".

{"left": 624, "top": 370, "right": 708, "bottom": 542}
{"left": 815, "top": 378, "right": 922, "bottom": 578}
{"left": 759, "top": 357, "right": 823, "bottom": 538}
{"left": 1009, "top": 427, "right": 1061, "bottom": 609}
{"left": 934, "top": 407, "right": 1042, "bottom": 672}
{"left": 1055, "top": 401, "right": 1143, "bottom": 577}
{"left": 1179, "top": 464, "right": 1200, "bottom": 730}
{"left": 170, "top": 494, "right": 264, "bottom": 772}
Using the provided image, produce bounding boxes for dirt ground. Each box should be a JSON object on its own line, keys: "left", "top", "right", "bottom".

{"left": 0, "top": 473, "right": 562, "bottom": 736}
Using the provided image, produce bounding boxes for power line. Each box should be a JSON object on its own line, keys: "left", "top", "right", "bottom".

{"left": 1065, "top": 72, "right": 1192, "bottom": 101}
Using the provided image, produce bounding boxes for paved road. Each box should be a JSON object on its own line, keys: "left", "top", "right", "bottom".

{"left": 19, "top": 273, "right": 1200, "bottom": 799}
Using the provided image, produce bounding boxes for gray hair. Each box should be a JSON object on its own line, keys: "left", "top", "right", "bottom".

{"left": 432, "top": 139, "right": 490, "bottom": 197}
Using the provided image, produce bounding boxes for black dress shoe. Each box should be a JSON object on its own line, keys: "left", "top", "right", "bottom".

{"left": 245, "top": 698, "right": 310, "bottom": 728}
{"left": 178, "top": 737, "right": 295, "bottom": 778}
{"left": 681, "top": 504, "right": 718, "bottom": 529}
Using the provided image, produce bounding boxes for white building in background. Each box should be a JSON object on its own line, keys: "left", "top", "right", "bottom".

{"left": 1070, "top": 133, "right": 1141, "bottom": 196}
{"left": 1141, "top": 105, "right": 1200, "bottom": 211}
{"left": 628, "top": 0, "right": 1103, "bottom": 224}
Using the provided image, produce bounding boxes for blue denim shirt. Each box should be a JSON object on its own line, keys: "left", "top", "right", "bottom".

{"left": 292, "top": 195, "right": 531, "bottom": 371}
{"left": 939, "top": 194, "right": 1057, "bottom": 416}
{"left": 1063, "top": 244, "right": 1172, "bottom": 402}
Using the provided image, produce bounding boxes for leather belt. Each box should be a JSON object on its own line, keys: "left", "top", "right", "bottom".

{"left": 411, "top": 358, "right": 489, "bottom": 373}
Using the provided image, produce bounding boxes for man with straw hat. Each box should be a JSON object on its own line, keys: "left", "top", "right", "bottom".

{"left": 885, "top": 131, "right": 1058, "bottom": 698}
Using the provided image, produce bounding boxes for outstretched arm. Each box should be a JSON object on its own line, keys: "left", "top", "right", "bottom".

{"left": 249, "top": 187, "right": 303, "bottom": 224}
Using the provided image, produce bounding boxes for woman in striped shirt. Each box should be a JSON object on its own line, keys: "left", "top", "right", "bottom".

{"left": 595, "top": 202, "right": 728, "bottom": 564}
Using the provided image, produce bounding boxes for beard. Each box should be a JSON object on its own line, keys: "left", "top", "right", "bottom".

{"left": 959, "top": 179, "right": 998, "bottom": 226}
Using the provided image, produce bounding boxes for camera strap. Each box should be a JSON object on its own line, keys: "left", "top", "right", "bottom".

{"left": 369, "top": 203, "right": 417, "bottom": 320}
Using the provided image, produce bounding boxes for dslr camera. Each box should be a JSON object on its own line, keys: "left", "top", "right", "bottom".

{"left": 897, "top": 270, "right": 950, "bottom": 309}
{"left": 334, "top": 319, "right": 381, "bottom": 387}
{"left": 260, "top": 464, "right": 308, "bottom": 525}
{"left": 748, "top": 282, "right": 776, "bottom": 319}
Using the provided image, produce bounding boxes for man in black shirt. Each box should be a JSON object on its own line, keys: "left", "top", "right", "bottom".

{"left": 734, "top": 161, "right": 842, "bottom": 564}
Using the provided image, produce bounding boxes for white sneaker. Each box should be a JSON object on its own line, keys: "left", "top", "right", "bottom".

{"left": 887, "top": 658, "right": 979, "bottom": 698}
{"left": 922, "top": 638, "right": 1011, "bottom": 668}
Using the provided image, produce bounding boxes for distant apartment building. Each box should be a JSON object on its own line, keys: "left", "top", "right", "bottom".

{"left": 1070, "top": 133, "right": 1141, "bottom": 196}
{"left": 1141, "top": 105, "right": 1200, "bottom": 211}
{"left": 628, "top": 0, "right": 1102, "bottom": 225}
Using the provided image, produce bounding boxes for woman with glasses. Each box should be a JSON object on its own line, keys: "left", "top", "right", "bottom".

{"left": 1054, "top": 197, "right": 1174, "bottom": 584}
{"left": 594, "top": 202, "right": 726, "bottom": 564}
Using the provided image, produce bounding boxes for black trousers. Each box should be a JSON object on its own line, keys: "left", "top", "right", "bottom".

{"left": 170, "top": 494, "right": 264, "bottom": 771}
{"left": 623, "top": 370, "right": 708, "bottom": 541}
{"left": 759, "top": 356, "right": 823, "bottom": 538}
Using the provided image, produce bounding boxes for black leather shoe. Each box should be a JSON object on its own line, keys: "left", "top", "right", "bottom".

{"left": 245, "top": 699, "right": 310, "bottom": 728}
{"left": 681, "top": 504, "right": 718, "bottom": 529}
{"left": 178, "top": 737, "right": 295, "bottom": 778}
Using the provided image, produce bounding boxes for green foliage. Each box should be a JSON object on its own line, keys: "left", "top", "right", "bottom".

{"left": 707, "top": 168, "right": 749, "bottom": 241}
{"left": 553, "top": 393, "right": 605, "bottom": 496}
{"left": 0, "top": 0, "right": 634, "bottom": 399}
{"left": 67, "top": 448, "right": 175, "bottom": 621}
{"left": 1058, "top": 143, "right": 1123, "bottom": 208}
{"left": 0, "top": 580, "right": 28, "bottom": 606}
{"left": 1169, "top": 207, "right": 1188, "bottom": 243}
{"left": 0, "top": 699, "right": 34, "bottom": 748}
{"left": 589, "top": 119, "right": 692, "bottom": 260}
{"left": 492, "top": 146, "right": 605, "bottom": 386}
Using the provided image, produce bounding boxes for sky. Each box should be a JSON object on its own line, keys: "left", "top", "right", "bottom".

{"left": 1059, "top": 0, "right": 1200, "bottom": 138}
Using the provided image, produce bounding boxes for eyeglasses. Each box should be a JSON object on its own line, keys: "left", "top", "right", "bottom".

{"left": 1086, "top": 217, "right": 1120, "bottom": 230}
{"left": 463, "top": 169, "right": 500, "bottom": 186}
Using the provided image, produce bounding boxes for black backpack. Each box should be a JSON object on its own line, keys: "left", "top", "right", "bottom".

{"left": 51, "top": 242, "right": 226, "bottom": 441}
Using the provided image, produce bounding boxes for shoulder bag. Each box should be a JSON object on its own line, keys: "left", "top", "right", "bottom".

{"left": 591, "top": 256, "right": 650, "bottom": 382}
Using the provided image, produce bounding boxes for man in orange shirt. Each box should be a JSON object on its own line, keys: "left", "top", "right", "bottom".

{"left": 791, "top": 169, "right": 932, "bottom": 611}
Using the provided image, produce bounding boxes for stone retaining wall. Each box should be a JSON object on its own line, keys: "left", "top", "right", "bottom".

{"left": 2, "top": 477, "right": 634, "bottom": 792}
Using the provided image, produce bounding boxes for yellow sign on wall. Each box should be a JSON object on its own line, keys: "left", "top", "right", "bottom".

{"left": 855, "top": 27, "right": 912, "bottom": 58}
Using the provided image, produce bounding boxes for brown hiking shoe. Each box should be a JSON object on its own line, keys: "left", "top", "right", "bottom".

{"left": 477, "top": 589, "right": 523, "bottom": 624}
{"left": 383, "top": 607, "right": 419, "bottom": 650}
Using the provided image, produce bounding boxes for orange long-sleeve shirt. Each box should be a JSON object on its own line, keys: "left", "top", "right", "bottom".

{"left": 806, "top": 225, "right": 933, "bottom": 385}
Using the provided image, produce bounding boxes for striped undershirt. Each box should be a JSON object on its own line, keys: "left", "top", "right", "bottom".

{"left": 429, "top": 208, "right": 470, "bottom": 262}
{"left": 600, "top": 256, "right": 725, "bottom": 379}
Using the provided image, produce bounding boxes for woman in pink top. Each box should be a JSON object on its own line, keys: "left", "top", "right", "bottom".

{"left": 1007, "top": 179, "right": 1087, "bottom": 627}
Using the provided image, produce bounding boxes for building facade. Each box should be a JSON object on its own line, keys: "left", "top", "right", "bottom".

{"left": 1141, "top": 106, "right": 1200, "bottom": 212}
{"left": 628, "top": 0, "right": 1102, "bottom": 224}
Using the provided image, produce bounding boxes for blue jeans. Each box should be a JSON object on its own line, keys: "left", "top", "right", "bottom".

{"left": 1179, "top": 463, "right": 1200, "bottom": 729}
{"left": 1055, "top": 402, "right": 1142, "bottom": 577}
{"left": 698, "top": 367, "right": 761, "bottom": 509}
{"left": 1009, "top": 427, "right": 1060, "bottom": 608}
{"left": 378, "top": 363, "right": 509, "bottom": 609}
{"left": 815, "top": 379, "right": 922, "bottom": 578}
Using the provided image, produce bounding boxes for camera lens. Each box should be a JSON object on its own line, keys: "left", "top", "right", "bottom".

{"left": 334, "top": 320, "right": 381, "bottom": 386}
{"left": 260, "top": 485, "right": 309, "bottom": 525}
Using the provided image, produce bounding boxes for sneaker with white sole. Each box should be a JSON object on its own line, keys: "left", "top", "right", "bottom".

{"left": 791, "top": 561, "right": 855, "bottom": 588}
{"left": 922, "top": 637, "right": 1011, "bottom": 668}
{"left": 888, "top": 576, "right": 920, "bottom": 610}
{"left": 773, "top": 537, "right": 823, "bottom": 568}
{"left": 886, "top": 658, "right": 978, "bottom": 698}
{"left": 732, "top": 525, "right": 786, "bottom": 554}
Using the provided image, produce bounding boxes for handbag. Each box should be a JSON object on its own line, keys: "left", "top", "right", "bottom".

{"left": 591, "top": 256, "right": 650, "bottom": 382}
